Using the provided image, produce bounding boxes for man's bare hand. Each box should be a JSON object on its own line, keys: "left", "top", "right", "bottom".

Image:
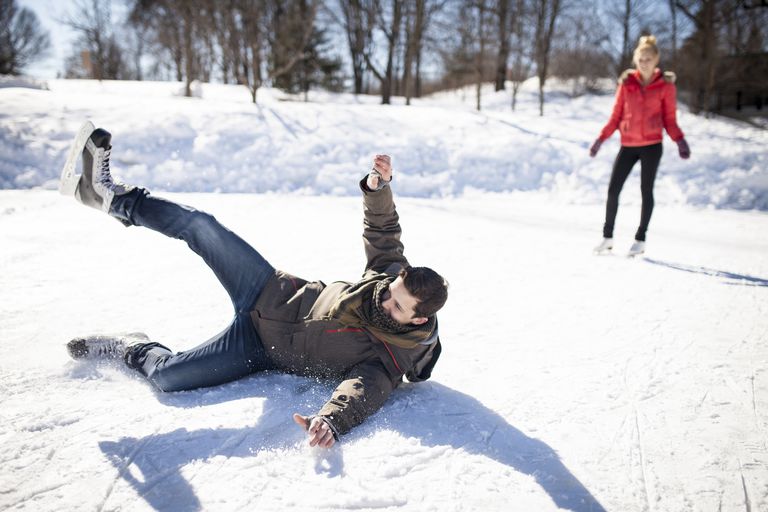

{"left": 293, "top": 413, "right": 336, "bottom": 448}
{"left": 366, "top": 154, "right": 392, "bottom": 190}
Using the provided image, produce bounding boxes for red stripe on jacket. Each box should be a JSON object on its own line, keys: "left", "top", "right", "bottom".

{"left": 324, "top": 328, "right": 404, "bottom": 374}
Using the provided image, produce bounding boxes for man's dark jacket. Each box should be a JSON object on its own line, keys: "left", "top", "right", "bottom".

{"left": 248, "top": 179, "right": 442, "bottom": 435}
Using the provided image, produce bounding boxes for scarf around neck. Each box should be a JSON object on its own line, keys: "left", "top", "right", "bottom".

{"left": 328, "top": 274, "right": 436, "bottom": 349}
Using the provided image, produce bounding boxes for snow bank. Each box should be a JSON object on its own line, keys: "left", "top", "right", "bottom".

{"left": 0, "top": 77, "right": 766, "bottom": 211}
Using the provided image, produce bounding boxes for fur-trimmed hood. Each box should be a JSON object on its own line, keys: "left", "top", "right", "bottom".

{"left": 619, "top": 68, "right": 676, "bottom": 85}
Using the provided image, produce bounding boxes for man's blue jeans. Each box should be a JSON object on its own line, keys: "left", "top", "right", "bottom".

{"left": 110, "top": 189, "right": 277, "bottom": 392}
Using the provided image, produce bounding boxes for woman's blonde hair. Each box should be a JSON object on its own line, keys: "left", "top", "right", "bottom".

{"left": 633, "top": 35, "right": 659, "bottom": 64}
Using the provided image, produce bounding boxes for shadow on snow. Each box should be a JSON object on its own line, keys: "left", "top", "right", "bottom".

{"left": 644, "top": 257, "right": 768, "bottom": 287}
{"left": 98, "top": 375, "right": 606, "bottom": 512}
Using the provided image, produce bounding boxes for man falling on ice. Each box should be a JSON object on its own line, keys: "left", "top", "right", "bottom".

{"left": 62, "top": 122, "right": 448, "bottom": 448}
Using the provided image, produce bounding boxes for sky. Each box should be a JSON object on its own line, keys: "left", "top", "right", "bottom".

{"left": 17, "top": 0, "right": 78, "bottom": 79}
{"left": 16, "top": 0, "right": 130, "bottom": 79}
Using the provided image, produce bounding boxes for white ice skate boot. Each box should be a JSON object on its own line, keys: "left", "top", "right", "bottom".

{"left": 66, "top": 332, "right": 150, "bottom": 361}
{"left": 593, "top": 237, "right": 614, "bottom": 254}
{"left": 627, "top": 240, "right": 646, "bottom": 257}
{"left": 59, "top": 121, "right": 134, "bottom": 213}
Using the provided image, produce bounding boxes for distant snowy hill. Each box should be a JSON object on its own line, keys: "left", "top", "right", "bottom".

{"left": 1, "top": 77, "right": 766, "bottom": 209}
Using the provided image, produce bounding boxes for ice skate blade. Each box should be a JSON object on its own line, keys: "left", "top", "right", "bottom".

{"left": 59, "top": 121, "right": 95, "bottom": 196}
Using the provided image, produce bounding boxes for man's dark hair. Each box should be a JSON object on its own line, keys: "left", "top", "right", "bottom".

{"left": 398, "top": 266, "right": 448, "bottom": 318}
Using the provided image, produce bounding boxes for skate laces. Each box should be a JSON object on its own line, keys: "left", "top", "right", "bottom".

{"left": 95, "top": 338, "right": 123, "bottom": 357}
{"left": 98, "top": 148, "right": 114, "bottom": 189}
{"left": 98, "top": 147, "right": 132, "bottom": 194}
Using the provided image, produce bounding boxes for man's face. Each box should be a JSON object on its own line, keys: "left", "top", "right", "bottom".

{"left": 381, "top": 276, "right": 428, "bottom": 326}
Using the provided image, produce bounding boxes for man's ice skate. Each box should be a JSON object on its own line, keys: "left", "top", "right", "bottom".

{"left": 67, "top": 332, "right": 149, "bottom": 361}
{"left": 593, "top": 237, "right": 614, "bottom": 254}
{"left": 627, "top": 240, "right": 646, "bottom": 257}
{"left": 59, "top": 121, "right": 134, "bottom": 213}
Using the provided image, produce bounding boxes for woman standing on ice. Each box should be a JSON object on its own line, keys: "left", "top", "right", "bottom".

{"left": 590, "top": 35, "right": 690, "bottom": 257}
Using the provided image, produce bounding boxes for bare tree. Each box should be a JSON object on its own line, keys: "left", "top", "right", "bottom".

{"left": 270, "top": 0, "right": 340, "bottom": 99}
{"left": 606, "top": 0, "right": 655, "bottom": 75}
{"left": 668, "top": 0, "right": 678, "bottom": 67}
{"left": 236, "top": 0, "right": 265, "bottom": 103}
{"left": 533, "top": 0, "right": 562, "bottom": 116}
{"left": 129, "top": 0, "right": 190, "bottom": 85}
{"left": 226, "top": 1, "right": 247, "bottom": 85}
{"left": 474, "top": 0, "right": 491, "bottom": 110}
{"left": 0, "top": 0, "right": 51, "bottom": 75}
{"left": 180, "top": 2, "right": 196, "bottom": 95}
{"left": 494, "top": 0, "right": 511, "bottom": 91}
{"left": 617, "top": 0, "right": 632, "bottom": 73}
{"left": 64, "top": 0, "right": 126, "bottom": 80}
{"left": 509, "top": 0, "right": 532, "bottom": 110}
{"left": 406, "top": 0, "right": 445, "bottom": 99}
{"left": 231, "top": 0, "right": 319, "bottom": 103}
{"left": 268, "top": 0, "right": 319, "bottom": 89}
{"left": 363, "top": 0, "right": 404, "bottom": 104}
{"left": 402, "top": 0, "right": 426, "bottom": 104}
{"left": 675, "top": 0, "right": 739, "bottom": 113}
{"left": 550, "top": 7, "right": 613, "bottom": 95}
{"left": 335, "top": 0, "right": 375, "bottom": 95}
{"left": 122, "top": 19, "right": 149, "bottom": 80}
{"left": 708, "top": 0, "right": 767, "bottom": 112}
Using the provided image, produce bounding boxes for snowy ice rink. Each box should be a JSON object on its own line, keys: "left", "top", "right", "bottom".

{"left": 1, "top": 78, "right": 767, "bottom": 511}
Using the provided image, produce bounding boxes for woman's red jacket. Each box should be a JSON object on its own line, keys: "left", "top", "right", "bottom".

{"left": 598, "top": 68, "right": 685, "bottom": 147}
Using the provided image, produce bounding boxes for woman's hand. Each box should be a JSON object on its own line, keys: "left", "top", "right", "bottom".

{"left": 589, "top": 139, "right": 603, "bottom": 157}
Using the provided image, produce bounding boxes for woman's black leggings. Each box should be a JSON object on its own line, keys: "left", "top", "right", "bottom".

{"left": 602, "top": 143, "right": 663, "bottom": 242}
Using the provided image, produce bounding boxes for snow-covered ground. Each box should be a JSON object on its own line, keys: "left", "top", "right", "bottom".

{"left": 1, "top": 78, "right": 767, "bottom": 511}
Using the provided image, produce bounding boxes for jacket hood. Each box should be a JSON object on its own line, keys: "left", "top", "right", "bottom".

{"left": 620, "top": 68, "right": 676, "bottom": 86}
{"left": 405, "top": 338, "right": 441, "bottom": 382}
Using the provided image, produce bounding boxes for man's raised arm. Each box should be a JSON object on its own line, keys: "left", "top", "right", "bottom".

{"left": 360, "top": 154, "right": 410, "bottom": 274}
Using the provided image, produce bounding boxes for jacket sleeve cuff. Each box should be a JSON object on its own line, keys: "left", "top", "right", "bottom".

{"left": 311, "top": 415, "right": 340, "bottom": 440}
{"left": 360, "top": 176, "right": 375, "bottom": 193}
{"left": 361, "top": 175, "right": 391, "bottom": 192}
{"left": 360, "top": 177, "right": 395, "bottom": 214}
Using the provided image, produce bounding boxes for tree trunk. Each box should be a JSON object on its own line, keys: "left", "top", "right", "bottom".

{"left": 668, "top": 0, "right": 677, "bottom": 67}
{"left": 476, "top": 0, "right": 487, "bottom": 111}
{"left": 495, "top": 0, "right": 511, "bottom": 91}
{"left": 509, "top": 0, "right": 527, "bottom": 111}
{"left": 534, "top": 0, "right": 561, "bottom": 116}
{"left": 404, "top": 0, "right": 425, "bottom": 105}
{"left": 619, "top": 0, "right": 631, "bottom": 74}
{"left": 415, "top": 47, "right": 422, "bottom": 97}
{"left": 250, "top": 41, "right": 261, "bottom": 104}
{"left": 363, "top": 0, "right": 402, "bottom": 105}
{"left": 511, "top": 81, "right": 520, "bottom": 110}
{"left": 403, "top": 12, "right": 414, "bottom": 105}
{"left": 382, "top": 0, "right": 403, "bottom": 104}
{"left": 183, "top": 6, "right": 194, "bottom": 97}
{"left": 172, "top": 25, "right": 183, "bottom": 82}
{"left": 677, "top": 0, "right": 722, "bottom": 114}
{"left": 341, "top": 0, "right": 371, "bottom": 96}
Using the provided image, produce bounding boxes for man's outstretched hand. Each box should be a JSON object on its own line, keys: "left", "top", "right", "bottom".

{"left": 366, "top": 154, "right": 393, "bottom": 190}
{"left": 293, "top": 413, "right": 336, "bottom": 448}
